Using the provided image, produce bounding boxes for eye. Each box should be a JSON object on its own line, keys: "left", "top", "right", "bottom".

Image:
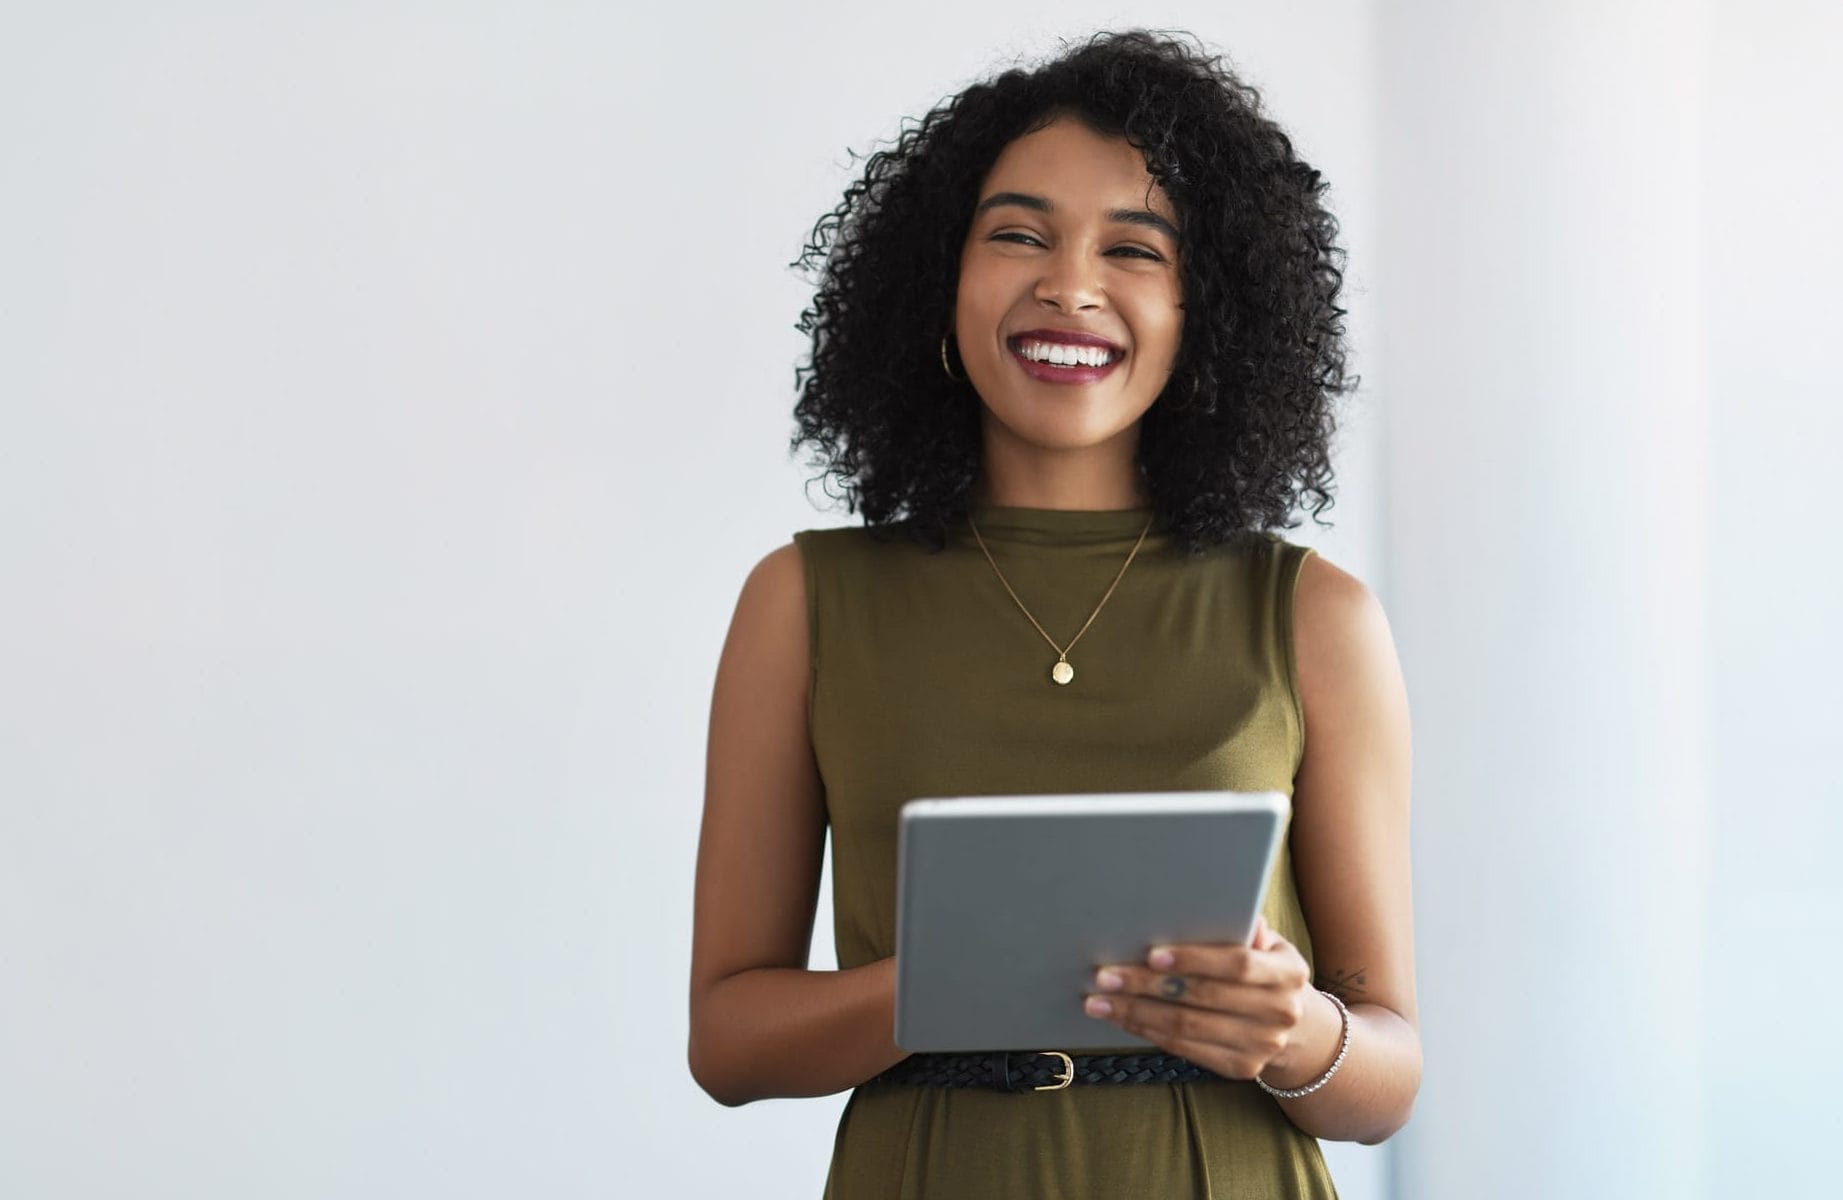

{"left": 1109, "top": 245, "right": 1165, "bottom": 262}
{"left": 990, "top": 231, "right": 1045, "bottom": 247}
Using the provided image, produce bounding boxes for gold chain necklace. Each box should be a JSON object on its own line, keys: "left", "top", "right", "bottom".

{"left": 967, "top": 512, "right": 1156, "bottom": 686}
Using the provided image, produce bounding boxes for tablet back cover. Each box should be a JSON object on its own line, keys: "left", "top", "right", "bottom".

{"left": 892, "top": 791, "right": 1287, "bottom": 1053}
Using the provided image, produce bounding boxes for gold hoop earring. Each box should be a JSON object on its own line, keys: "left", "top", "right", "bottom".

{"left": 940, "top": 333, "right": 966, "bottom": 383}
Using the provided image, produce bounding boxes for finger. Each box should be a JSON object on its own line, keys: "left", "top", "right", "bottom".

{"left": 1252, "top": 915, "right": 1276, "bottom": 951}
{"left": 1131, "top": 942, "right": 1309, "bottom": 990}
{"left": 1092, "top": 994, "right": 1286, "bottom": 1076}
{"left": 1091, "top": 964, "right": 1290, "bottom": 1020}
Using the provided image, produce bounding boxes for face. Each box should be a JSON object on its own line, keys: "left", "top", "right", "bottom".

{"left": 954, "top": 115, "right": 1184, "bottom": 461}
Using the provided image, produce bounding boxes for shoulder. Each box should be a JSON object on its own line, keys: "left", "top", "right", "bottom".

{"left": 728, "top": 540, "right": 807, "bottom": 645}
{"left": 737, "top": 523, "right": 916, "bottom": 628}
{"left": 1294, "top": 549, "right": 1386, "bottom": 646}
{"left": 715, "top": 541, "right": 815, "bottom": 716}
{"left": 791, "top": 522, "right": 921, "bottom": 549}
{"left": 1288, "top": 548, "right": 1407, "bottom": 730}
{"left": 789, "top": 521, "right": 937, "bottom": 574}
{"left": 758, "top": 523, "right": 887, "bottom": 587}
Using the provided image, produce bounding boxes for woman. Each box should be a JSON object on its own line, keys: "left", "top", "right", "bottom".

{"left": 688, "top": 30, "right": 1418, "bottom": 1198}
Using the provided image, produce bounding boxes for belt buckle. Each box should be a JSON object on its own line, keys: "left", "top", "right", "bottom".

{"left": 1031, "top": 1050, "right": 1075, "bottom": 1092}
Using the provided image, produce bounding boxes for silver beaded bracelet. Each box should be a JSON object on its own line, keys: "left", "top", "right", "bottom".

{"left": 1255, "top": 988, "right": 1351, "bottom": 1099}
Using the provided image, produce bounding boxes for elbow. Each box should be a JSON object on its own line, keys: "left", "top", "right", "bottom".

{"left": 1355, "top": 1027, "right": 1421, "bottom": 1145}
{"left": 692, "top": 1017, "right": 763, "bottom": 1105}
{"left": 688, "top": 1019, "right": 758, "bottom": 1108}
{"left": 688, "top": 1052, "right": 736, "bottom": 1108}
{"left": 688, "top": 1043, "right": 751, "bottom": 1108}
{"left": 1308, "top": 1102, "right": 1412, "bottom": 1147}
{"left": 697, "top": 1076, "right": 753, "bottom": 1109}
{"left": 1356, "top": 1077, "right": 1421, "bottom": 1145}
{"left": 1357, "top": 1106, "right": 1413, "bottom": 1146}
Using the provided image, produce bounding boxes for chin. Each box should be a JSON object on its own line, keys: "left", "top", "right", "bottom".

{"left": 986, "top": 404, "right": 1142, "bottom": 453}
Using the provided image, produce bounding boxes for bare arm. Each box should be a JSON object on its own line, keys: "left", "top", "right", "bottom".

{"left": 686, "top": 541, "right": 909, "bottom": 1107}
{"left": 1257, "top": 552, "right": 1421, "bottom": 1143}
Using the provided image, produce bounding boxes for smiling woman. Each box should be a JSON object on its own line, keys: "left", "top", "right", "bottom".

{"left": 779, "top": 30, "right": 1351, "bottom": 553}
{"left": 688, "top": 29, "right": 1418, "bottom": 1200}
{"left": 952, "top": 121, "right": 1186, "bottom": 480}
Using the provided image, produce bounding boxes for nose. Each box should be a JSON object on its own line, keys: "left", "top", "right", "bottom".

{"left": 1033, "top": 245, "right": 1105, "bottom": 313}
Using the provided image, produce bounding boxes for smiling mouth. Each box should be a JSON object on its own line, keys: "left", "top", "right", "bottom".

{"left": 1006, "top": 336, "right": 1126, "bottom": 383}
{"left": 1007, "top": 336, "right": 1124, "bottom": 368}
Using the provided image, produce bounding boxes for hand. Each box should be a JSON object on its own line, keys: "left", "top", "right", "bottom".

{"left": 1081, "top": 915, "right": 1320, "bottom": 1082}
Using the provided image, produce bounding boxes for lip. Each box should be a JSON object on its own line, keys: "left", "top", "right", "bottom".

{"left": 1006, "top": 327, "right": 1127, "bottom": 385}
{"left": 1008, "top": 327, "right": 1126, "bottom": 353}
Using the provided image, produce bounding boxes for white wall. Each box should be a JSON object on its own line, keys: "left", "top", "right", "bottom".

{"left": 1379, "top": 1, "right": 1842, "bottom": 1196}
{"left": 0, "top": 4, "right": 1388, "bottom": 1199}
{"left": 1700, "top": 1, "right": 1843, "bottom": 1193}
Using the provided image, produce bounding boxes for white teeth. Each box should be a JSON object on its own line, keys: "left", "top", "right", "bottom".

{"left": 1015, "top": 340, "right": 1117, "bottom": 368}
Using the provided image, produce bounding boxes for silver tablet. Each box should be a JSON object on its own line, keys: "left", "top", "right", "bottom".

{"left": 892, "top": 790, "right": 1289, "bottom": 1053}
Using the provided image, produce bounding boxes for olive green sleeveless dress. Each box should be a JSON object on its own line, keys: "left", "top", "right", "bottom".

{"left": 791, "top": 504, "right": 1337, "bottom": 1199}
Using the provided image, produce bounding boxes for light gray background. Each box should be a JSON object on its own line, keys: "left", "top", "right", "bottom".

{"left": 2, "top": 2, "right": 1836, "bottom": 1198}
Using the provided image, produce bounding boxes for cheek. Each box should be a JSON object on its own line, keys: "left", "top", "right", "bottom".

{"left": 1137, "top": 305, "right": 1185, "bottom": 372}
{"left": 955, "top": 260, "right": 1010, "bottom": 324}
{"left": 952, "top": 273, "right": 987, "bottom": 337}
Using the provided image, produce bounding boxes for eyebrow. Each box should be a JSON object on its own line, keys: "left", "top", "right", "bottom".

{"left": 974, "top": 191, "right": 1181, "bottom": 242}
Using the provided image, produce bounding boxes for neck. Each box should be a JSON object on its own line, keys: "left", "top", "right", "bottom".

{"left": 974, "top": 422, "right": 1152, "bottom": 510}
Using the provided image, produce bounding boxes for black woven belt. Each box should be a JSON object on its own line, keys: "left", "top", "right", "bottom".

{"left": 867, "top": 1051, "right": 1228, "bottom": 1093}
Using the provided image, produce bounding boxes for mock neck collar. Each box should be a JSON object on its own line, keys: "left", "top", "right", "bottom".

{"left": 955, "top": 504, "right": 1164, "bottom": 550}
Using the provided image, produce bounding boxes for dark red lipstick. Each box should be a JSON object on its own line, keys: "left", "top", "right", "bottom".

{"left": 1006, "top": 328, "right": 1127, "bottom": 384}
{"left": 1009, "top": 328, "right": 1125, "bottom": 351}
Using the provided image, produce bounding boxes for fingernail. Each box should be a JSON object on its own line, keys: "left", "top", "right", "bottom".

{"left": 1148, "top": 947, "right": 1175, "bottom": 969}
{"left": 1096, "top": 969, "right": 1123, "bottom": 991}
{"left": 1084, "top": 996, "right": 1113, "bottom": 1017}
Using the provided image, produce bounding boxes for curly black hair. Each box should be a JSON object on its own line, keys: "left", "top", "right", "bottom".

{"left": 788, "top": 29, "right": 1354, "bottom": 556}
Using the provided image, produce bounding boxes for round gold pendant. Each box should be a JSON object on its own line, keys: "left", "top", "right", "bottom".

{"left": 1050, "top": 660, "right": 1075, "bottom": 686}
